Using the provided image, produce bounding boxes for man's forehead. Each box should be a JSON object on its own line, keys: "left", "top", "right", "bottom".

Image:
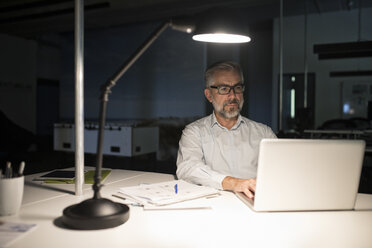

{"left": 213, "top": 70, "right": 242, "bottom": 84}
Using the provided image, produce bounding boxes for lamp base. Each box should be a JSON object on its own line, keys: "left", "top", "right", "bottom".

{"left": 61, "top": 197, "right": 129, "bottom": 230}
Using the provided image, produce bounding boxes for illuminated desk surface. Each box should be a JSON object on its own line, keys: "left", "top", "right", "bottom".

{"left": 1, "top": 169, "right": 372, "bottom": 248}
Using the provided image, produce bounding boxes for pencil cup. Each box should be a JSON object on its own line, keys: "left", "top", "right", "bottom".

{"left": 0, "top": 176, "right": 24, "bottom": 216}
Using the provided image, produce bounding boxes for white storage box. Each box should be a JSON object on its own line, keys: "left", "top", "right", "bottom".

{"left": 54, "top": 123, "right": 159, "bottom": 157}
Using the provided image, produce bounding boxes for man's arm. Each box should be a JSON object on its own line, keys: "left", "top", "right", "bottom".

{"left": 222, "top": 123, "right": 275, "bottom": 198}
{"left": 176, "top": 125, "right": 226, "bottom": 189}
{"left": 222, "top": 176, "right": 256, "bottom": 198}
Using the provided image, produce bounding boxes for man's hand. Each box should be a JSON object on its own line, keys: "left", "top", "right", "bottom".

{"left": 222, "top": 176, "right": 256, "bottom": 199}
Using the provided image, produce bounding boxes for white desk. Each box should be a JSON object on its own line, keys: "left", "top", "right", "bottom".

{"left": 1, "top": 169, "right": 372, "bottom": 248}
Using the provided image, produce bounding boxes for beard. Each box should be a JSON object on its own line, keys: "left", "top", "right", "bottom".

{"left": 212, "top": 97, "right": 244, "bottom": 119}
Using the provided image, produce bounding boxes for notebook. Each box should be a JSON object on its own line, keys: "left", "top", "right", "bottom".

{"left": 236, "top": 138, "right": 365, "bottom": 212}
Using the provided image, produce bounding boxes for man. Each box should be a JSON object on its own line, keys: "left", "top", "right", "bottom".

{"left": 176, "top": 61, "right": 276, "bottom": 198}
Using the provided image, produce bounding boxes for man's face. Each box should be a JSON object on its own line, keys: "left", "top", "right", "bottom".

{"left": 204, "top": 70, "right": 244, "bottom": 119}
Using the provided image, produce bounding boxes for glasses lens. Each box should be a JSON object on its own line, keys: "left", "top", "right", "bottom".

{"left": 211, "top": 84, "right": 244, "bottom": 95}
{"left": 218, "top": 86, "right": 230, "bottom": 95}
{"left": 234, "top": 84, "right": 244, "bottom": 93}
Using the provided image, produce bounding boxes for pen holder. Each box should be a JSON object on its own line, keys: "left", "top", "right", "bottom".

{"left": 0, "top": 176, "right": 24, "bottom": 216}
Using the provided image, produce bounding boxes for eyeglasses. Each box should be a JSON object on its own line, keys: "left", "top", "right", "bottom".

{"left": 209, "top": 83, "right": 245, "bottom": 95}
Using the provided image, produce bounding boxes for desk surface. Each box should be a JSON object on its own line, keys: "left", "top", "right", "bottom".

{"left": 1, "top": 169, "right": 372, "bottom": 248}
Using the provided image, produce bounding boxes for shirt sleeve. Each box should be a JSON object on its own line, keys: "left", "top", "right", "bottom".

{"left": 265, "top": 125, "right": 277, "bottom": 139}
{"left": 176, "top": 124, "right": 226, "bottom": 190}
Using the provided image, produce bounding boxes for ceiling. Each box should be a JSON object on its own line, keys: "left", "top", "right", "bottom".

{"left": 0, "top": 0, "right": 370, "bottom": 38}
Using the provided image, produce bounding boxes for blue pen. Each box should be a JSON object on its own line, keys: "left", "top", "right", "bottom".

{"left": 174, "top": 184, "right": 178, "bottom": 194}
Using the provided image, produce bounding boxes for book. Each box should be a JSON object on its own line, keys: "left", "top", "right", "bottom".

{"left": 119, "top": 180, "right": 220, "bottom": 206}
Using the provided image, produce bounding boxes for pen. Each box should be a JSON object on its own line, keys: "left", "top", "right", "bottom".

{"left": 5, "top": 161, "right": 12, "bottom": 178}
{"left": 174, "top": 184, "right": 178, "bottom": 194}
{"left": 18, "top": 161, "right": 25, "bottom": 177}
{"left": 111, "top": 194, "right": 144, "bottom": 207}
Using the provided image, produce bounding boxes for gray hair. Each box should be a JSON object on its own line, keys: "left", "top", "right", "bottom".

{"left": 204, "top": 61, "right": 244, "bottom": 88}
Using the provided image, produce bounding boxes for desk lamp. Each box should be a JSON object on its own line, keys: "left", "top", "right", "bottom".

{"left": 61, "top": 11, "right": 250, "bottom": 230}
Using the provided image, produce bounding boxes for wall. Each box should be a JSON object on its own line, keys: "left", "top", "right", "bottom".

{"left": 37, "top": 35, "right": 61, "bottom": 80}
{"left": 0, "top": 19, "right": 275, "bottom": 138}
{"left": 243, "top": 24, "right": 273, "bottom": 126}
{"left": 0, "top": 34, "right": 37, "bottom": 133}
{"left": 272, "top": 7, "right": 372, "bottom": 131}
{"left": 59, "top": 22, "right": 207, "bottom": 121}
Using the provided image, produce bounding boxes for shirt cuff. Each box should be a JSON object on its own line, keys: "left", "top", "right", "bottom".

{"left": 211, "top": 174, "right": 227, "bottom": 190}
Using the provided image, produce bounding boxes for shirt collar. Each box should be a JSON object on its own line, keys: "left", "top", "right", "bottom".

{"left": 210, "top": 112, "right": 245, "bottom": 130}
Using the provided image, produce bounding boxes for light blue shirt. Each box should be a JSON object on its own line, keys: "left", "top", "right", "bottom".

{"left": 176, "top": 113, "right": 277, "bottom": 189}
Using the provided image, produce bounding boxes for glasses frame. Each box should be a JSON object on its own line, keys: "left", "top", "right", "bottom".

{"left": 209, "top": 83, "right": 245, "bottom": 95}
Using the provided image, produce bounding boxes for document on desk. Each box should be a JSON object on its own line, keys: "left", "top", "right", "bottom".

{"left": 118, "top": 180, "right": 219, "bottom": 206}
{"left": 0, "top": 222, "right": 37, "bottom": 247}
{"left": 142, "top": 198, "right": 213, "bottom": 211}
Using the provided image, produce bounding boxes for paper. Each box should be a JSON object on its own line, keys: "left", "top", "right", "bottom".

{"left": 119, "top": 180, "right": 220, "bottom": 206}
{"left": 0, "top": 222, "right": 37, "bottom": 248}
{"left": 143, "top": 198, "right": 213, "bottom": 210}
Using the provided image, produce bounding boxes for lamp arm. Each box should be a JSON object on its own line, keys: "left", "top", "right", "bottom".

{"left": 93, "top": 21, "right": 171, "bottom": 199}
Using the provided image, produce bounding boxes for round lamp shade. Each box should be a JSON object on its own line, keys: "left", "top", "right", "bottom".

{"left": 192, "top": 8, "right": 251, "bottom": 43}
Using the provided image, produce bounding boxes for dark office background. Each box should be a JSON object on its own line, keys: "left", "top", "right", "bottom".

{"left": 0, "top": 0, "right": 371, "bottom": 192}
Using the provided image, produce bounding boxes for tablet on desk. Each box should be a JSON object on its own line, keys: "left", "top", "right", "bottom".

{"left": 34, "top": 170, "right": 76, "bottom": 180}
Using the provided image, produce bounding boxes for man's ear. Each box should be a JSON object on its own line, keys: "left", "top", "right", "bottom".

{"left": 204, "top": 88, "right": 213, "bottom": 103}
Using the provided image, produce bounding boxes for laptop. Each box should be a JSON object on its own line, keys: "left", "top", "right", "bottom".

{"left": 236, "top": 138, "right": 365, "bottom": 212}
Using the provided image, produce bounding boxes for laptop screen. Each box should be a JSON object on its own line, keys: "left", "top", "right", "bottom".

{"left": 238, "top": 139, "right": 365, "bottom": 212}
